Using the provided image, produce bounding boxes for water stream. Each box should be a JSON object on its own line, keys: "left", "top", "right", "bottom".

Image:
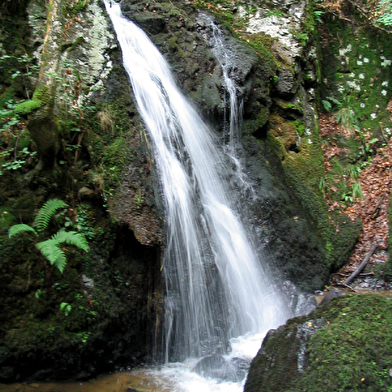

{"left": 103, "top": 1, "right": 291, "bottom": 390}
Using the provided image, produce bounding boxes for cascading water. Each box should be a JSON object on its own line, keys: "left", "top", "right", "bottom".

{"left": 199, "top": 14, "right": 242, "bottom": 152}
{"left": 198, "top": 13, "right": 254, "bottom": 197}
{"left": 104, "top": 1, "right": 291, "bottom": 389}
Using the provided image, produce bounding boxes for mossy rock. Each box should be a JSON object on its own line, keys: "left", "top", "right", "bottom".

{"left": 245, "top": 294, "right": 392, "bottom": 392}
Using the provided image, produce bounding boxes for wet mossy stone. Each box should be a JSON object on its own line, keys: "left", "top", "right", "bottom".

{"left": 245, "top": 294, "right": 392, "bottom": 392}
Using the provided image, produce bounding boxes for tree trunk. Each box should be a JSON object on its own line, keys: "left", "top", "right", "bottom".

{"left": 27, "top": 0, "right": 64, "bottom": 167}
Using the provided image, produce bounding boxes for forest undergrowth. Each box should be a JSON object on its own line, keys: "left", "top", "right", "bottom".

{"left": 319, "top": 102, "right": 392, "bottom": 287}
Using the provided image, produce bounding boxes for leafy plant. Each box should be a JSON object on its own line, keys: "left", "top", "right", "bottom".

{"left": 35, "top": 199, "right": 68, "bottom": 232}
{"left": 321, "top": 96, "right": 341, "bottom": 112}
{"left": 314, "top": 10, "right": 324, "bottom": 23}
{"left": 352, "top": 181, "right": 363, "bottom": 199}
{"left": 8, "top": 199, "right": 89, "bottom": 273}
{"left": 341, "top": 191, "right": 353, "bottom": 204}
{"left": 345, "top": 164, "right": 361, "bottom": 179}
{"left": 319, "top": 177, "right": 326, "bottom": 192}
{"left": 376, "top": 0, "right": 392, "bottom": 27}
{"left": 335, "top": 107, "right": 358, "bottom": 133}
{"left": 60, "top": 302, "right": 72, "bottom": 316}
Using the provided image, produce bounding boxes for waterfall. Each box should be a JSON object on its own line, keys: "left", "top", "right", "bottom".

{"left": 104, "top": 0, "right": 290, "bottom": 377}
{"left": 198, "top": 13, "right": 254, "bottom": 197}
{"left": 199, "top": 14, "right": 242, "bottom": 152}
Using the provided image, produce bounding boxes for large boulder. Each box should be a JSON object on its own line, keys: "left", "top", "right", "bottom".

{"left": 245, "top": 294, "right": 392, "bottom": 392}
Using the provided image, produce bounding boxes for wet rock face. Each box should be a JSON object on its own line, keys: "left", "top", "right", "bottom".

{"left": 111, "top": 0, "right": 359, "bottom": 292}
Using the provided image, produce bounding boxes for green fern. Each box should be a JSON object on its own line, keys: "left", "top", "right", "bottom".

{"left": 34, "top": 198, "right": 68, "bottom": 232}
{"left": 36, "top": 230, "right": 89, "bottom": 273}
{"left": 36, "top": 239, "right": 67, "bottom": 273}
{"left": 9, "top": 224, "right": 38, "bottom": 238}
{"left": 51, "top": 230, "right": 89, "bottom": 252}
{"left": 8, "top": 199, "right": 89, "bottom": 274}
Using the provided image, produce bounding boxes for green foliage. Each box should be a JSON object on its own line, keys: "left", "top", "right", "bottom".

{"left": 319, "top": 176, "right": 326, "bottom": 192}
{"left": 352, "top": 181, "right": 363, "bottom": 199}
{"left": 65, "top": 0, "right": 89, "bottom": 16}
{"left": 377, "top": 0, "right": 392, "bottom": 27}
{"left": 0, "top": 148, "right": 37, "bottom": 176}
{"left": 52, "top": 230, "right": 89, "bottom": 252}
{"left": 314, "top": 10, "right": 324, "bottom": 23}
{"left": 291, "top": 30, "right": 309, "bottom": 46}
{"left": 345, "top": 164, "right": 361, "bottom": 179}
{"left": 8, "top": 199, "right": 89, "bottom": 273}
{"left": 34, "top": 199, "right": 68, "bottom": 232}
{"left": 9, "top": 223, "right": 38, "bottom": 238}
{"left": 342, "top": 182, "right": 363, "bottom": 204}
{"left": 292, "top": 120, "right": 305, "bottom": 136}
{"left": 37, "top": 239, "right": 67, "bottom": 273}
{"left": 335, "top": 107, "right": 358, "bottom": 132}
{"left": 266, "top": 10, "right": 283, "bottom": 17}
{"left": 64, "top": 205, "right": 95, "bottom": 239}
{"left": 60, "top": 302, "right": 72, "bottom": 316}
{"left": 321, "top": 96, "right": 341, "bottom": 112}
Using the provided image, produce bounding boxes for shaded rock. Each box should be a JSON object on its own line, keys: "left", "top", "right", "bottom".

{"left": 318, "top": 288, "right": 346, "bottom": 306}
{"left": 275, "top": 69, "right": 299, "bottom": 97}
{"left": 0, "top": 366, "right": 14, "bottom": 380}
{"left": 78, "top": 186, "right": 94, "bottom": 198}
{"left": 81, "top": 274, "right": 94, "bottom": 290}
{"left": 193, "top": 354, "right": 238, "bottom": 382}
{"left": 282, "top": 280, "right": 317, "bottom": 316}
{"left": 231, "top": 357, "right": 251, "bottom": 381}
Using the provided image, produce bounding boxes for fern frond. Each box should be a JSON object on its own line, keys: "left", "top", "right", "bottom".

{"left": 9, "top": 224, "right": 38, "bottom": 238}
{"left": 34, "top": 199, "right": 68, "bottom": 232}
{"left": 51, "top": 230, "right": 89, "bottom": 252}
{"left": 36, "top": 239, "right": 67, "bottom": 273}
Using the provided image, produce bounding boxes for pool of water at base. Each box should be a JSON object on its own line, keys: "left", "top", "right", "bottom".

{"left": 0, "top": 332, "right": 267, "bottom": 392}
{"left": 0, "top": 364, "right": 243, "bottom": 392}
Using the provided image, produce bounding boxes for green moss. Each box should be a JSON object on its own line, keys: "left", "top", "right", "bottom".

{"left": 245, "top": 33, "right": 276, "bottom": 72}
{"left": 167, "top": 37, "right": 179, "bottom": 52}
{"left": 32, "top": 86, "right": 52, "bottom": 106}
{"left": 13, "top": 98, "right": 43, "bottom": 115}
{"left": 247, "top": 294, "right": 392, "bottom": 392}
{"left": 291, "top": 120, "right": 305, "bottom": 136}
{"left": 297, "top": 295, "right": 392, "bottom": 392}
{"left": 268, "top": 113, "right": 360, "bottom": 271}
{"left": 244, "top": 106, "right": 270, "bottom": 134}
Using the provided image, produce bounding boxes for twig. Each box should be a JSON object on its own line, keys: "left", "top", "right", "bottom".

{"left": 371, "top": 193, "right": 386, "bottom": 219}
{"left": 358, "top": 272, "right": 374, "bottom": 277}
{"left": 343, "top": 242, "right": 378, "bottom": 285}
{"left": 341, "top": 283, "right": 357, "bottom": 292}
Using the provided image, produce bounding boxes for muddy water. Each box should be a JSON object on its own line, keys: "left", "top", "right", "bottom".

{"left": 0, "top": 371, "right": 163, "bottom": 392}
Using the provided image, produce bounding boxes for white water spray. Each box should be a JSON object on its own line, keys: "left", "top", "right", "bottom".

{"left": 104, "top": 0, "right": 290, "bottom": 387}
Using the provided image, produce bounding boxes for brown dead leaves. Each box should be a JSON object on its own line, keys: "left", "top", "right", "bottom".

{"left": 319, "top": 114, "right": 391, "bottom": 276}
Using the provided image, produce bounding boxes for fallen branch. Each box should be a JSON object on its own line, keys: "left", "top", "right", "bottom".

{"left": 343, "top": 242, "right": 378, "bottom": 285}
{"left": 371, "top": 193, "right": 386, "bottom": 219}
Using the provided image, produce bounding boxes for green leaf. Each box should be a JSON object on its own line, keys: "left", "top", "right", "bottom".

{"left": 51, "top": 230, "right": 89, "bottom": 252}
{"left": 9, "top": 224, "right": 38, "bottom": 238}
{"left": 34, "top": 199, "right": 68, "bottom": 232}
{"left": 36, "top": 239, "right": 67, "bottom": 273}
